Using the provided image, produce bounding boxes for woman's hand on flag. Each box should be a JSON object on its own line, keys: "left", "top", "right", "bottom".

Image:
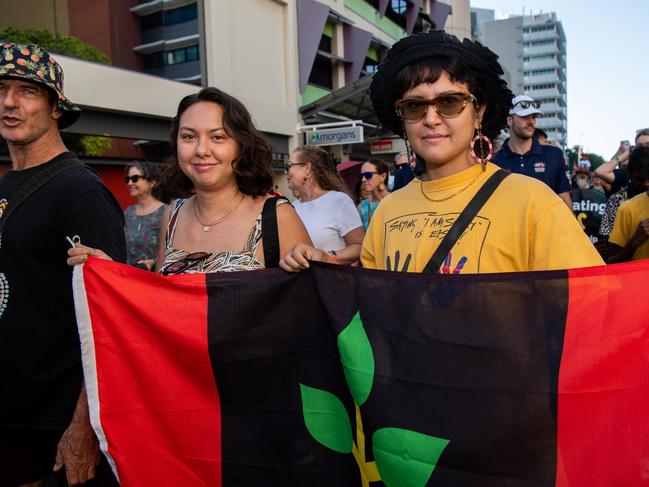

{"left": 280, "top": 244, "right": 329, "bottom": 272}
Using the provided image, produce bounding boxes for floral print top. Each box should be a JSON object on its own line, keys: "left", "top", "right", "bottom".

{"left": 124, "top": 204, "right": 167, "bottom": 267}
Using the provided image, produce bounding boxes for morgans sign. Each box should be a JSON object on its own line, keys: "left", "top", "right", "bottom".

{"left": 305, "top": 126, "right": 364, "bottom": 147}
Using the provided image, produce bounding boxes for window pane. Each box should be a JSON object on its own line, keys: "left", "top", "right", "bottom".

{"left": 165, "top": 3, "right": 198, "bottom": 26}
{"left": 140, "top": 11, "right": 163, "bottom": 30}
{"left": 173, "top": 48, "right": 186, "bottom": 64}
{"left": 308, "top": 54, "right": 333, "bottom": 90}
{"left": 186, "top": 45, "right": 199, "bottom": 62}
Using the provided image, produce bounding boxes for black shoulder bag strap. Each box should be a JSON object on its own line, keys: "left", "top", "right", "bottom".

{"left": 423, "top": 169, "right": 510, "bottom": 274}
{"left": 0, "top": 156, "right": 83, "bottom": 247}
{"left": 261, "top": 195, "right": 289, "bottom": 268}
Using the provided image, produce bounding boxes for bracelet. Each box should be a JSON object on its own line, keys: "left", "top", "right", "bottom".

{"left": 612, "top": 155, "right": 621, "bottom": 164}
{"left": 327, "top": 251, "right": 339, "bottom": 264}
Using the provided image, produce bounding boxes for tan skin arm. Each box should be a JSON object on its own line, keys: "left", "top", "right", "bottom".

{"left": 594, "top": 144, "right": 630, "bottom": 185}
{"left": 53, "top": 383, "right": 101, "bottom": 485}
{"left": 280, "top": 225, "right": 365, "bottom": 272}
{"left": 274, "top": 202, "right": 313, "bottom": 259}
{"left": 334, "top": 226, "right": 364, "bottom": 265}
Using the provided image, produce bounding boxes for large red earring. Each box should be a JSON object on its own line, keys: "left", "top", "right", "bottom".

{"left": 470, "top": 129, "right": 493, "bottom": 171}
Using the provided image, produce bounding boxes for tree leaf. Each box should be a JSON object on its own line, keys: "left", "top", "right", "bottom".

{"left": 300, "top": 384, "right": 353, "bottom": 454}
{"left": 372, "top": 427, "right": 449, "bottom": 487}
{"left": 337, "top": 312, "right": 374, "bottom": 406}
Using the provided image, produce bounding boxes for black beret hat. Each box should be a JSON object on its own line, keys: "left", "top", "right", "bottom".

{"left": 370, "top": 31, "right": 513, "bottom": 139}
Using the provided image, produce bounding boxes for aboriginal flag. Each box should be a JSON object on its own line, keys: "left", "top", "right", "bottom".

{"left": 73, "top": 258, "right": 649, "bottom": 487}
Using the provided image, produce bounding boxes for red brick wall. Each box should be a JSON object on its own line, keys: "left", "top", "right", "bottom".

{"left": 68, "top": 0, "right": 143, "bottom": 71}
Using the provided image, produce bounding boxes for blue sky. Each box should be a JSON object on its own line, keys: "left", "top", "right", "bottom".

{"left": 470, "top": 0, "right": 649, "bottom": 158}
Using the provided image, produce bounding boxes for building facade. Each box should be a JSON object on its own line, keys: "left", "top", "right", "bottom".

{"left": 1, "top": 0, "right": 471, "bottom": 201}
{"left": 475, "top": 12, "right": 567, "bottom": 146}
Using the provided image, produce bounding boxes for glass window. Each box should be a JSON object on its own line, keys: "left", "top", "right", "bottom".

{"left": 172, "top": 48, "right": 186, "bottom": 64}
{"left": 318, "top": 35, "right": 332, "bottom": 53}
{"left": 362, "top": 57, "right": 379, "bottom": 75}
{"left": 391, "top": 0, "right": 408, "bottom": 14}
{"left": 385, "top": 0, "right": 408, "bottom": 28}
{"left": 308, "top": 54, "right": 333, "bottom": 90}
{"left": 186, "top": 45, "right": 199, "bottom": 62}
{"left": 165, "top": 3, "right": 198, "bottom": 26}
{"left": 140, "top": 11, "right": 163, "bottom": 31}
{"left": 143, "top": 51, "right": 165, "bottom": 70}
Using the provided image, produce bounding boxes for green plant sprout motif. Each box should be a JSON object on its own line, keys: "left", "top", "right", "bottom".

{"left": 300, "top": 312, "right": 450, "bottom": 487}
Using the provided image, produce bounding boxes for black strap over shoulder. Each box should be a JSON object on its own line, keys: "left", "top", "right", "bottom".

{"left": 261, "top": 195, "right": 289, "bottom": 268}
{"left": 0, "top": 155, "right": 84, "bottom": 247}
{"left": 423, "top": 169, "right": 510, "bottom": 274}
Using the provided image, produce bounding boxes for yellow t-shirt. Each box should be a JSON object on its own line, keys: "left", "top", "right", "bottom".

{"left": 608, "top": 192, "right": 649, "bottom": 261}
{"left": 361, "top": 163, "right": 603, "bottom": 273}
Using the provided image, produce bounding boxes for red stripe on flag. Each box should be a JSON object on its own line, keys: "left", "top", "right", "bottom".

{"left": 78, "top": 258, "right": 222, "bottom": 486}
{"left": 558, "top": 260, "right": 649, "bottom": 486}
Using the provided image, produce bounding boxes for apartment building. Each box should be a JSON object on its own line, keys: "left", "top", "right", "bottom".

{"left": 475, "top": 11, "right": 567, "bottom": 145}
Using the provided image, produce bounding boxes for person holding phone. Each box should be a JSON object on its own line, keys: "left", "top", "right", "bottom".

{"left": 595, "top": 129, "right": 649, "bottom": 194}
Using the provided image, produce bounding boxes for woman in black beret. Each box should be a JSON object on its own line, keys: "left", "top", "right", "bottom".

{"left": 281, "top": 31, "right": 602, "bottom": 273}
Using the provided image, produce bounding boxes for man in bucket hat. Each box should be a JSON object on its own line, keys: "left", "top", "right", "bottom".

{"left": 493, "top": 94, "right": 572, "bottom": 208}
{"left": 0, "top": 42, "right": 125, "bottom": 486}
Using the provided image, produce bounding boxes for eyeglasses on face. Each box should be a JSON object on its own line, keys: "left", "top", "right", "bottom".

{"left": 284, "top": 161, "right": 307, "bottom": 173}
{"left": 395, "top": 92, "right": 477, "bottom": 123}
{"left": 124, "top": 175, "right": 148, "bottom": 184}
{"left": 514, "top": 100, "right": 540, "bottom": 109}
{"left": 360, "top": 171, "right": 378, "bottom": 180}
{"left": 161, "top": 251, "right": 210, "bottom": 276}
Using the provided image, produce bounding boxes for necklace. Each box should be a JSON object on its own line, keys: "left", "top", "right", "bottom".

{"left": 192, "top": 194, "right": 244, "bottom": 232}
{"left": 419, "top": 170, "right": 482, "bottom": 203}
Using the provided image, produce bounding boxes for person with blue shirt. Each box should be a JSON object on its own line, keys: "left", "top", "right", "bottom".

{"left": 493, "top": 95, "right": 572, "bottom": 209}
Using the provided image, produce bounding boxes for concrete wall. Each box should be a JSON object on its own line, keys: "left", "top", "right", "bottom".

{"left": 443, "top": 0, "right": 471, "bottom": 41}
{"left": 203, "top": 0, "right": 301, "bottom": 139}
{"left": 56, "top": 54, "right": 198, "bottom": 119}
{"left": 476, "top": 16, "right": 524, "bottom": 94}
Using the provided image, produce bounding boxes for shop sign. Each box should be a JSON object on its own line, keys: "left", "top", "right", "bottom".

{"left": 370, "top": 139, "right": 407, "bottom": 154}
{"left": 306, "top": 126, "right": 364, "bottom": 147}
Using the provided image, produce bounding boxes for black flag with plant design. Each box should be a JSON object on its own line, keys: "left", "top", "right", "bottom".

{"left": 300, "top": 263, "right": 567, "bottom": 487}
{"left": 76, "top": 257, "right": 649, "bottom": 487}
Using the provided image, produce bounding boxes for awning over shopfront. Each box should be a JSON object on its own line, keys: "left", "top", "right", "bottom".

{"left": 299, "top": 74, "right": 391, "bottom": 140}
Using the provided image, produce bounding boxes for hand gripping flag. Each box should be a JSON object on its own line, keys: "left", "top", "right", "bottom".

{"left": 73, "top": 257, "right": 649, "bottom": 486}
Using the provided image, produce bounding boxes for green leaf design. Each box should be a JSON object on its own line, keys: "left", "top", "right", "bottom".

{"left": 337, "top": 312, "right": 375, "bottom": 406}
{"left": 372, "top": 427, "right": 449, "bottom": 487}
{"left": 300, "top": 384, "right": 353, "bottom": 454}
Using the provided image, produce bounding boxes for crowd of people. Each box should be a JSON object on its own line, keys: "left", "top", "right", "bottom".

{"left": 1, "top": 31, "right": 648, "bottom": 486}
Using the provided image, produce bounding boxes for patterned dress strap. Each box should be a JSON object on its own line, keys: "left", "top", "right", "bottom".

{"left": 165, "top": 198, "right": 186, "bottom": 249}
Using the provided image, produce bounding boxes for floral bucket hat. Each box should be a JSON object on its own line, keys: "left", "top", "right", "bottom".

{"left": 0, "top": 42, "right": 81, "bottom": 128}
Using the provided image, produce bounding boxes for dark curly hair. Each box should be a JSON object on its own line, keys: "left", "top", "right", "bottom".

{"left": 161, "top": 87, "right": 274, "bottom": 197}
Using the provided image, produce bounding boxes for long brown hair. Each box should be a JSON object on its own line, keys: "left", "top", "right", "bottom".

{"left": 161, "top": 87, "right": 274, "bottom": 197}
{"left": 293, "top": 145, "right": 348, "bottom": 194}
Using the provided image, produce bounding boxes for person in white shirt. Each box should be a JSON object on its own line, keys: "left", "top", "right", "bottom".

{"left": 286, "top": 145, "right": 364, "bottom": 264}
